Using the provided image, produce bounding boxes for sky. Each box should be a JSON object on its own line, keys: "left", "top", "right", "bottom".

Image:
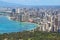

{"left": 1, "top": 0, "right": 60, "bottom": 5}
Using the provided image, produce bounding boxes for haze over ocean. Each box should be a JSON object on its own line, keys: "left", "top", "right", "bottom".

{"left": 0, "top": 0, "right": 60, "bottom": 5}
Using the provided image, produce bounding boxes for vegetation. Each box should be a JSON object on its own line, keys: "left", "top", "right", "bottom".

{"left": 0, "top": 31, "right": 60, "bottom": 40}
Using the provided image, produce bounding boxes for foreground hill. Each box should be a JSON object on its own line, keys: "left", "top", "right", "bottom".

{"left": 0, "top": 31, "right": 59, "bottom": 40}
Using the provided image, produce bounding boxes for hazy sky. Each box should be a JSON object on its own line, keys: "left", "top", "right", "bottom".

{"left": 1, "top": 0, "right": 60, "bottom": 5}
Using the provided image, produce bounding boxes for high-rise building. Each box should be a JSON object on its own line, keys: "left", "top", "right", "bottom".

{"left": 16, "top": 8, "right": 20, "bottom": 13}
{"left": 12, "top": 9, "right": 16, "bottom": 13}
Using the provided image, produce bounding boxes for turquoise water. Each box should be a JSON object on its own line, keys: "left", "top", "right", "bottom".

{"left": 0, "top": 16, "right": 37, "bottom": 34}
